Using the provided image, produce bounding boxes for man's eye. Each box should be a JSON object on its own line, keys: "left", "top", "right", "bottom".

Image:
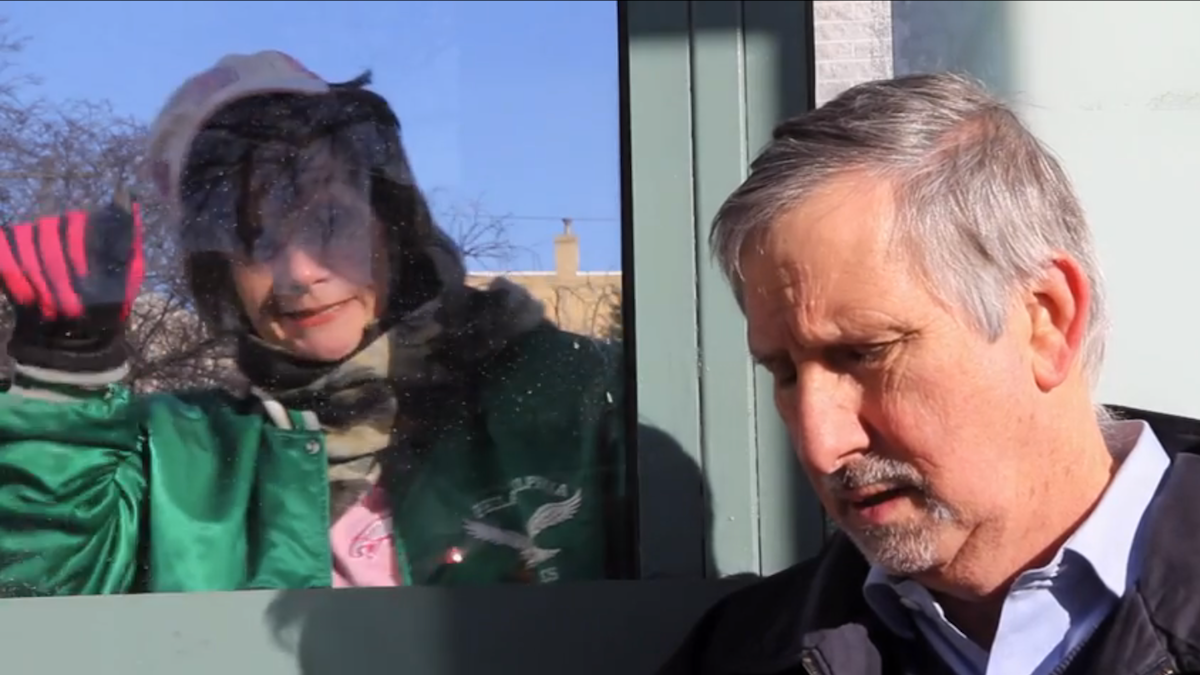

{"left": 772, "top": 364, "right": 797, "bottom": 386}
{"left": 755, "top": 359, "right": 797, "bottom": 386}
{"left": 829, "top": 342, "right": 893, "bottom": 370}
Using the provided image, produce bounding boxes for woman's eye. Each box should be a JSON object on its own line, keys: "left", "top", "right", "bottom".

{"left": 253, "top": 234, "right": 285, "bottom": 261}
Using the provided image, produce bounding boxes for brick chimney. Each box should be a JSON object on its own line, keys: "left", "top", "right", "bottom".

{"left": 554, "top": 217, "right": 580, "bottom": 279}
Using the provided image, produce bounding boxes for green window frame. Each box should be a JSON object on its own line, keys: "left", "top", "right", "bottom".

{"left": 0, "top": 3, "right": 818, "bottom": 673}
{"left": 629, "top": 0, "right": 823, "bottom": 583}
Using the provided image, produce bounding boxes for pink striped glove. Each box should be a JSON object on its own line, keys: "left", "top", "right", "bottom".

{"left": 0, "top": 201, "right": 145, "bottom": 380}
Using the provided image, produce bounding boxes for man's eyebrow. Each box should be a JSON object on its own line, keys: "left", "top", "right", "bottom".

{"left": 836, "top": 313, "right": 914, "bottom": 336}
{"left": 749, "top": 327, "right": 912, "bottom": 364}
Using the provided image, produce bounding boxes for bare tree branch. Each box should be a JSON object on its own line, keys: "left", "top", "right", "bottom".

{"left": 438, "top": 197, "right": 534, "bottom": 271}
{"left": 0, "top": 17, "right": 529, "bottom": 393}
{"left": 0, "top": 17, "right": 232, "bottom": 392}
{"left": 546, "top": 276, "right": 622, "bottom": 338}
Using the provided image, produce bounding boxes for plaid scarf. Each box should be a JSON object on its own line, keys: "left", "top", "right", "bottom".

{"left": 243, "top": 277, "right": 547, "bottom": 519}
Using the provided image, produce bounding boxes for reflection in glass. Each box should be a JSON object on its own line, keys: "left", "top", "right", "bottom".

{"left": 0, "top": 1, "right": 628, "bottom": 595}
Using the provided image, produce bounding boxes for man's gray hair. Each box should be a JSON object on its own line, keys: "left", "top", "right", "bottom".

{"left": 711, "top": 72, "right": 1108, "bottom": 383}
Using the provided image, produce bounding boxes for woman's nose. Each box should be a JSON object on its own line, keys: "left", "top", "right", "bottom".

{"left": 271, "top": 245, "right": 332, "bottom": 294}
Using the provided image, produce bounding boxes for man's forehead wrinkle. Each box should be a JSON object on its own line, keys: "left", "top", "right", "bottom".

{"left": 746, "top": 253, "right": 843, "bottom": 349}
{"left": 786, "top": 264, "right": 831, "bottom": 334}
{"left": 744, "top": 264, "right": 801, "bottom": 361}
{"left": 743, "top": 173, "right": 911, "bottom": 355}
{"left": 757, "top": 262, "right": 823, "bottom": 338}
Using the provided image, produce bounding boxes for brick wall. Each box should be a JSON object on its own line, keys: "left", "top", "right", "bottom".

{"left": 813, "top": 0, "right": 894, "bottom": 105}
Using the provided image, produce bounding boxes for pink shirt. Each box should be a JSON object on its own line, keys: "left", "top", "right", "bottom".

{"left": 329, "top": 486, "right": 402, "bottom": 588}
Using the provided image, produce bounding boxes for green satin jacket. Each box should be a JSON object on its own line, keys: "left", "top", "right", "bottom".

{"left": 0, "top": 326, "right": 627, "bottom": 596}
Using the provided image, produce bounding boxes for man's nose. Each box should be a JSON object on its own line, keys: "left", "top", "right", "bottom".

{"left": 271, "top": 245, "right": 331, "bottom": 294}
{"left": 788, "top": 365, "right": 870, "bottom": 476}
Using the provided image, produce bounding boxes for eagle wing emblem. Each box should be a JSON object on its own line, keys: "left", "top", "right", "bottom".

{"left": 525, "top": 489, "right": 583, "bottom": 541}
{"left": 462, "top": 488, "right": 584, "bottom": 570}
{"left": 462, "top": 520, "right": 532, "bottom": 551}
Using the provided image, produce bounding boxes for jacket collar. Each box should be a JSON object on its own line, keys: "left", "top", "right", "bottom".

{"left": 1105, "top": 403, "right": 1200, "bottom": 671}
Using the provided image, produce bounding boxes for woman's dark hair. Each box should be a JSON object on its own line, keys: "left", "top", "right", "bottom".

{"left": 180, "top": 73, "right": 447, "bottom": 333}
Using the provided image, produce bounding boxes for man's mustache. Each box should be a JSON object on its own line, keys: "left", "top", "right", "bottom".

{"left": 823, "top": 454, "right": 928, "bottom": 499}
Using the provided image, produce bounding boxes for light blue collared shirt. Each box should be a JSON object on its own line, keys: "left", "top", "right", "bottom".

{"left": 863, "top": 420, "right": 1169, "bottom": 675}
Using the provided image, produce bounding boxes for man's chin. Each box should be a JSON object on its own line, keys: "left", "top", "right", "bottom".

{"left": 844, "top": 523, "right": 944, "bottom": 576}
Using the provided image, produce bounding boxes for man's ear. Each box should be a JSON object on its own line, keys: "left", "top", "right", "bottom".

{"left": 1026, "top": 254, "right": 1091, "bottom": 391}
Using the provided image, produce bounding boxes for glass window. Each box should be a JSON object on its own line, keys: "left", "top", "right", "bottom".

{"left": 0, "top": 0, "right": 630, "bottom": 595}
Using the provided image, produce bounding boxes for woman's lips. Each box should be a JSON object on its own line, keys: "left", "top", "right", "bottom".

{"left": 278, "top": 299, "right": 351, "bottom": 328}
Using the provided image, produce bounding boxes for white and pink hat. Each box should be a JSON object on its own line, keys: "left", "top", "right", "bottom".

{"left": 143, "top": 50, "right": 332, "bottom": 211}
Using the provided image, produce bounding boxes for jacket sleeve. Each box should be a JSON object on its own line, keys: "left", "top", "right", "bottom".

{"left": 0, "top": 373, "right": 147, "bottom": 596}
{"left": 655, "top": 595, "right": 731, "bottom": 674}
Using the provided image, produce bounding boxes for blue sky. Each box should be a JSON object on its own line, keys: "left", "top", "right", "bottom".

{"left": 3, "top": 0, "right": 622, "bottom": 273}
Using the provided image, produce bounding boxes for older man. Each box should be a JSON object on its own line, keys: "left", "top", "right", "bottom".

{"left": 658, "top": 73, "right": 1200, "bottom": 675}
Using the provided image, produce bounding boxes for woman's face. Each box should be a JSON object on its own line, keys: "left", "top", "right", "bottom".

{"left": 230, "top": 219, "right": 390, "bottom": 362}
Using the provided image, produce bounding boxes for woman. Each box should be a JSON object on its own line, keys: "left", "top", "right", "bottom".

{"left": 0, "top": 51, "right": 627, "bottom": 595}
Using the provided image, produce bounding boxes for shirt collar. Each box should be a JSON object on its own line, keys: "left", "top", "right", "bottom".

{"left": 1060, "top": 420, "right": 1168, "bottom": 595}
{"left": 862, "top": 419, "right": 1169, "bottom": 634}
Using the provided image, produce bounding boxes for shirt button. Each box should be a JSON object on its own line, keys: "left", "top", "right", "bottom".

{"left": 305, "top": 439, "right": 321, "bottom": 455}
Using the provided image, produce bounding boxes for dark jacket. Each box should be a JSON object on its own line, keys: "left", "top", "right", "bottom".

{"left": 658, "top": 405, "right": 1200, "bottom": 675}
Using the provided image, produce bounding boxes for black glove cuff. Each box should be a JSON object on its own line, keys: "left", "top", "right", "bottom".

{"left": 8, "top": 316, "right": 130, "bottom": 384}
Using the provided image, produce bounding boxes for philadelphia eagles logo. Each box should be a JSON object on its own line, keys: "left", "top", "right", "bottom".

{"left": 462, "top": 489, "right": 584, "bottom": 569}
